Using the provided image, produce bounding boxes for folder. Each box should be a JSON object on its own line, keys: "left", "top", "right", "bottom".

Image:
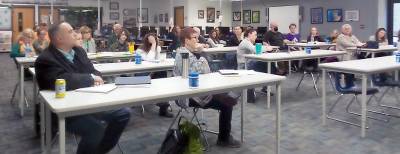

{"left": 115, "top": 76, "right": 151, "bottom": 85}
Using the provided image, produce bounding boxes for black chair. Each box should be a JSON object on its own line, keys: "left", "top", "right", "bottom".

{"left": 372, "top": 73, "right": 400, "bottom": 110}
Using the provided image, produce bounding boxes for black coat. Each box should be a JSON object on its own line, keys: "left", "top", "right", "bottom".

{"left": 35, "top": 44, "right": 101, "bottom": 91}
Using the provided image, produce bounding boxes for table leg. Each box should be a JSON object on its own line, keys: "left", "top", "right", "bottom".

{"left": 288, "top": 61, "right": 291, "bottom": 75}
{"left": 40, "top": 97, "right": 45, "bottom": 153}
{"left": 371, "top": 53, "right": 375, "bottom": 58}
{"left": 33, "top": 75, "right": 38, "bottom": 136}
{"left": 241, "top": 89, "right": 247, "bottom": 143}
{"left": 395, "top": 70, "right": 399, "bottom": 93}
{"left": 322, "top": 69, "right": 326, "bottom": 125}
{"left": 59, "top": 117, "right": 66, "bottom": 154}
{"left": 45, "top": 105, "right": 52, "bottom": 154}
{"left": 361, "top": 74, "right": 367, "bottom": 137}
{"left": 19, "top": 65, "right": 25, "bottom": 117}
{"left": 275, "top": 83, "right": 281, "bottom": 154}
{"left": 267, "top": 62, "right": 272, "bottom": 109}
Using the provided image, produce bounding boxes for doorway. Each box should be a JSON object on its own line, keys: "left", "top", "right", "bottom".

{"left": 174, "top": 6, "right": 184, "bottom": 28}
{"left": 12, "top": 7, "right": 35, "bottom": 43}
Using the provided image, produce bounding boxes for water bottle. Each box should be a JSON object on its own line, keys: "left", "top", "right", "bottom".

{"left": 255, "top": 43, "right": 262, "bottom": 55}
{"left": 189, "top": 72, "right": 199, "bottom": 88}
{"left": 305, "top": 47, "right": 312, "bottom": 54}
{"left": 135, "top": 53, "right": 142, "bottom": 64}
{"left": 396, "top": 51, "right": 400, "bottom": 63}
{"left": 181, "top": 52, "right": 189, "bottom": 78}
{"left": 25, "top": 45, "right": 32, "bottom": 57}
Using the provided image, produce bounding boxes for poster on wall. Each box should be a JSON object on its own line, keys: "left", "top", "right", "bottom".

{"left": 165, "top": 13, "right": 169, "bottom": 23}
{"left": 243, "top": 10, "right": 251, "bottom": 24}
{"left": 207, "top": 8, "right": 215, "bottom": 23}
{"left": 233, "top": 12, "right": 241, "bottom": 21}
{"left": 327, "top": 9, "right": 343, "bottom": 22}
{"left": 159, "top": 14, "right": 163, "bottom": 22}
{"left": 252, "top": 11, "right": 260, "bottom": 23}
{"left": 109, "top": 2, "right": 119, "bottom": 10}
{"left": 137, "top": 8, "right": 149, "bottom": 23}
{"left": 198, "top": 10, "right": 204, "bottom": 19}
{"left": 0, "top": 7, "right": 12, "bottom": 30}
{"left": 344, "top": 10, "right": 359, "bottom": 22}
{"left": 310, "top": 7, "right": 323, "bottom": 24}
{"left": 110, "top": 12, "right": 119, "bottom": 20}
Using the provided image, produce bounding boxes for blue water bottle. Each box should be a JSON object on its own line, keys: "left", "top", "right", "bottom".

{"left": 135, "top": 53, "right": 142, "bottom": 64}
{"left": 305, "top": 47, "right": 312, "bottom": 54}
{"left": 189, "top": 72, "right": 199, "bottom": 88}
{"left": 396, "top": 51, "right": 400, "bottom": 63}
{"left": 255, "top": 43, "right": 262, "bottom": 55}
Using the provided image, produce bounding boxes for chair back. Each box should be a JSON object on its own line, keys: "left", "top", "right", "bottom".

{"left": 330, "top": 72, "right": 355, "bottom": 93}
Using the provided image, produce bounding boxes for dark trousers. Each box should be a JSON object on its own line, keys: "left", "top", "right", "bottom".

{"left": 189, "top": 94, "right": 236, "bottom": 141}
{"left": 66, "top": 107, "right": 131, "bottom": 154}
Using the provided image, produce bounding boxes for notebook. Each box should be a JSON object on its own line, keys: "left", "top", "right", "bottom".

{"left": 75, "top": 84, "right": 117, "bottom": 93}
{"left": 115, "top": 76, "right": 151, "bottom": 85}
{"left": 218, "top": 70, "right": 257, "bottom": 76}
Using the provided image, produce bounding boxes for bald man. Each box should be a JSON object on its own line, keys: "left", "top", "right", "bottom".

{"left": 35, "top": 22, "right": 131, "bottom": 154}
{"left": 263, "top": 22, "right": 287, "bottom": 75}
{"left": 108, "top": 23, "right": 125, "bottom": 49}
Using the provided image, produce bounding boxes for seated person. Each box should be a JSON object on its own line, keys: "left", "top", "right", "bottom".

{"left": 136, "top": 33, "right": 173, "bottom": 117}
{"left": 109, "top": 30, "right": 129, "bottom": 52}
{"left": 174, "top": 27, "right": 241, "bottom": 148}
{"left": 193, "top": 27, "right": 210, "bottom": 49}
{"left": 237, "top": 29, "right": 274, "bottom": 103}
{"left": 224, "top": 26, "right": 244, "bottom": 69}
{"left": 107, "top": 23, "right": 124, "bottom": 47}
{"left": 207, "top": 30, "right": 222, "bottom": 48}
{"left": 336, "top": 24, "right": 364, "bottom": 60}
{"left": 284, "top": 23, "right": 301, "bottom": 44}
{"left": 369, "top": 28, "right": 388, "bottom": 46}
{"left": 74, "top": 30, "right": 83, "bottom": 47}
{"left": 33, "top": 29, "right": 50, "bottom": 55}
{"left": 35, "top": 22, "right": 131, "bottom": 154}
{"left": 11, "top": 28, "right": 36, "bottom": 58}
{"left": 263, "top": 21, "right": 287, "bottom": 75}
{"left": 167, "top": 25, "right": 181, "bottom": 52}
{"left": 80, "top": 26, "right": 97, "bottom": 53}
{"left": 329, "top": 29, "right": 339, "bottom": 44}
{"left": 307, "top": 27, "right": 325, "bottom": 42}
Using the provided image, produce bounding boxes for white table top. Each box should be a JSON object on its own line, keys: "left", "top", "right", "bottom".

{"left": 346, "top": 45, "right": 398, "bottom": 52}
{"left": 94, "top": 59, "right": 175, "bottom": 75}
{"left": 244, "top": 50, "right": 346, "bottom": 62}
{"left": 202, "top": 46, "right": 280, "bottom": 54}
{"left": 287, "top": 42, "right": 336, "bottom": 47}
{"left": 319, "top": 56, "right": 400, "bottom": 74}
{"left": 15, "top": 52, "right": 135, "bottom": 65}
{"left": 29, "top": 59, "right": 175, "bottom": 76}
{"left": 39, "top": 72, "right": 286, "bottom": 115}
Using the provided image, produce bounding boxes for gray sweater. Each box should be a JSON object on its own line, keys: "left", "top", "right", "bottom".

{"left": 236, "top": 38, "right": 256, "bottom": 66}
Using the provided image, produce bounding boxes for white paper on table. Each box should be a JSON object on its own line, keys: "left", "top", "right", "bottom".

{"left": 219, "top": 69, "right": 257, "bottom": 76}
{"left": 75, "top": 84, "right": 117, "bottom": 93}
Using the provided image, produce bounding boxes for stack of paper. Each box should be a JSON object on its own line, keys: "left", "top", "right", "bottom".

{"left": 75, "top": 84, "right": 117, "bottom": 93}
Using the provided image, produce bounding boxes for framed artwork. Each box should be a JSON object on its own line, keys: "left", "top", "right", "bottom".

{"left": 123, "top": 16, "right": 136, "bottom": 28}
{"left": 137, "top": 8, "right": 148, "bottom": 23}
{"left": 198, "top": 10, "right": 204, "bottom": 19}
{"left": 122, "top": 9, "right": 136, "bottom": 16}
{"left": 0, "top": 7, "right": 12, "bottom": 30}
{"left": 310, "top": 7, "right": 323, "bottom": 24}
{"left": 327, "top": 9, "right": 343, "bottom": 22}
{"left": 159, "top": 14, "right": 163, "bottom": 22}
{"left": 252, "top": 11, "right": 260, "bottom": 23}
{"left": 216, "top": 11, "right": 220, "bottom": 19}
{"left": 109, "top": 2, "right": 119, "bottom": 10}
{"left": 243, "top": 10, "right": 251, "bottom": 24}
{"left": 165, "top": 13, "right": 168, "bottom": 23}
{"left": 207, "top": 8, "right": 215, "bottom": 23}
{"left": 233, "top": 12, "right": 241, "bottom": 21}
{"left": 109, "top": 12, "right": 119, "bottom": 20}
{"left": 345, "top": 10, "right": 359, "bottom": 21}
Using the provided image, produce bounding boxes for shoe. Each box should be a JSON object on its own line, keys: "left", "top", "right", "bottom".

{"left": 159, "top": 110, "right": 174, "bottom": 118}
{"left": 247, "top": 89, "right": 256, "bottom": 103}
{"left": 217, "top": 135, "right": 241, "bottom": 148}
{"left": 260, "top": 87, "right": 274, "bottom": 96}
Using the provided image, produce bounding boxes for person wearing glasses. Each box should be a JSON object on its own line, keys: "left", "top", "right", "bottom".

{"left": 80, "top": 26, "right": 97, "bottom": 53}
{"left": 33, "top": 29, "right": 50, "bottom": 55}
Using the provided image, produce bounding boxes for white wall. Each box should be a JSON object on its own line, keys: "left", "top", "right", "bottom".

{"left": 185, "top": 0, "right": 232, "bottom": 28}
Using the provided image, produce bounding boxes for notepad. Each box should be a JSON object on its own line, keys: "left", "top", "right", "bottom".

{"left": 218, "top": 70, "right": 257, "bottom": 76}
{"left": 75, "top": 84, "right": 117, "bottom": 93}
{"left": 115, "top": 76, "right": 151, "bottom": 85}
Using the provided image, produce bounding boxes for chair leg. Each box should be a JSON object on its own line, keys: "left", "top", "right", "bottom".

{"left": 328, "top": 74, "right": 338, "bottom": 95}
{"left": 191, "top": 108, "right": 210, "bottom": 151}
{"left": 296, "top": 72, "right": 307, "bottom": 91}
{"left": 346, "top": 95, "right": 390, "bottom": 122}
{"left": 327, "top": 94, "right": 370, "bottom": 128}
{"left": 375, "top": 87, "right": 400, "bottom": 110}
{"left": 310, "top": 72, "right": 319, "bottom": 96}
{"left": 141, "top": 105, "right": 145, "bottom": 116}
{"left": 10, "top": 83, "right": 18, "bottom": 105}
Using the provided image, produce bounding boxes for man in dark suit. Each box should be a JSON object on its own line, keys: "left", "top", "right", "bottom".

{"left": 35, "top": 22, "right": 131, "bottom": 154}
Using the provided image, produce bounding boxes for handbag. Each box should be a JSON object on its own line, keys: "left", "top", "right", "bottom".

{"left": 158, "top": 116, "right": 188, "bottom": 154}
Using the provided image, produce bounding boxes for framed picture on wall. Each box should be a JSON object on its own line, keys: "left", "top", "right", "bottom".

{"left": 216, "top": 11, "right": 220, "bottom": 19}
{"left": 252, "top": 11, "right": 260, "bottom": 23}
{"left": 327, "top": 9, "right": 343, "bottom": 22}
{"left": 233, "top": 12, "right": 241, "bottom": 21}
{"left": 159, "top": 14, "right": 163, "bottom": 22}
{"left": 344, "top": 10, "right": 359, "bottom": 21}
{"left": 310, "top": 7, "right": 323, "bottom": 24}
{"left": 137, "top": 8, "right": 148, "bottom": 23}
{"left": 207, "top": 8, "right": 215, "bottom": 23}
{"left": 109, "top": 2, "right": 119, "bottom": 10}
{"left": 243, "top": 10, "right": 251, "bottom": 24}
{"left": 110, "top": 12, "right": 119, "bottom": 20}
{"left": 198, "top": 10, "right": 204, "bottom": 19}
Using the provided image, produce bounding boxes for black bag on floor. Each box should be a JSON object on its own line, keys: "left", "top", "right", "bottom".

{"left": 158, "top": 117, "right": 188, "bottom": 154}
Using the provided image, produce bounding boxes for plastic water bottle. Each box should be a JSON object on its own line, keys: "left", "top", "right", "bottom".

{"left": 255, "top": 43, "right": 262, "bottom": 55}
{"left": 395, "top": 50, "right": 400, "bottom": 63}
{"left": 189, "top": 72, "right": 199, "bottom": 88}
{"left": 305, "top": 47, "right": 312, "bottom": 54}
{"left": 135, "top": 53, "right": 142, "bottom": 64}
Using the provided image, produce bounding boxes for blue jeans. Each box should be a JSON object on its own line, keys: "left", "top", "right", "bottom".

{"left": 66, "top": 107, "right": 131, "bottom": 154}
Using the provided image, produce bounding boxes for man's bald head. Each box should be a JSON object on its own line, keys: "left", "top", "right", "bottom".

{"left": 193, "top": 27, "right": 201, "bottom": 35}
{"left": 48, "top": 22, "right": 76, "bottom": 49}
{"left": 113, "top": 24, "right": 123, "bottom": 35}
{"left": 270, "top": 22, "right": 279, "bottom": 32}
